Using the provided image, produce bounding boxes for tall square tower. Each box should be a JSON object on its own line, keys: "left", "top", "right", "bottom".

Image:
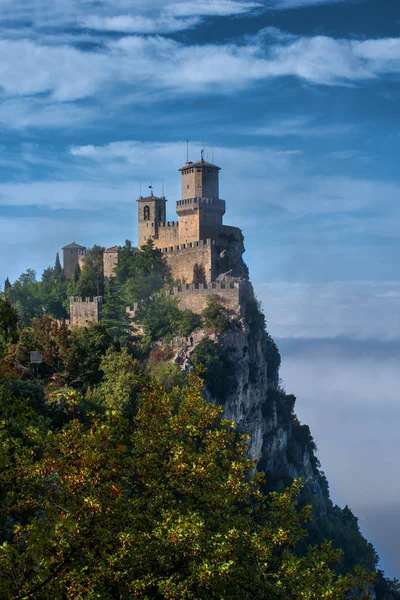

{"left": 176, "top": 157, "right": 225, "bottom": 244}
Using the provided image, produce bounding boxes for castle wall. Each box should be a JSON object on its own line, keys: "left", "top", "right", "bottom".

{"left": 167, "top": 282, "right": 245, "bottom": 315}
{"left": 176, "top": 208, "right": 200, "bottom": 244}
{"left": 160, "top": 240, "right": 217, "bottom": 284}
{"left": 103, "top": 247, "right": 119, "bottom": 278}
{"left": 153, "top": 222, "right": 179, "bottom": 248}
{"left": 70, "top": 296, "right": 103, "bottom": 326}
{"left": 128, "top": 280, "right": 252, "bottom": 317}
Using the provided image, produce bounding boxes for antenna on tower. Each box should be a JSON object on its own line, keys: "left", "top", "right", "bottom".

{"left": 186, "top": 140, "right": 189, "bottom": 163}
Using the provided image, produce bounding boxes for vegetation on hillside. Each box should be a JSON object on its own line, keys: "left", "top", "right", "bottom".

{"left": 0, "top": 368, "right": 373, "bottom": 599}
{"left": 1, "top": 243, "right": 399, "bottom": 598}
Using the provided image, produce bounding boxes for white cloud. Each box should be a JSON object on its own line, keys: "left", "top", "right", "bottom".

{"left": 267, "top": 0, "right": 352, "bottom": 9}
{"left": 0, "top": 97, "right": 97, "bottom": 129}
{"left": 0, "top": 31, "right": 399, "bottom": 127}
{"left": 0, "top": 0, "right": 262, "bottom": 34}
{"left": 83, "top": 14, "right": 201, "bottom": 34}
{"left": 0, "top": 39, "right": 109, "bottom": 101}
{"left": 242, "top": 116, "right": 353, "bottom": 137}
{"left": 167, "top": 0, "right": 262, "bottom": 17}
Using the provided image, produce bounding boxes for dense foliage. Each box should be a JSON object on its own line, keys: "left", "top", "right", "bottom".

{"left": 0, "top": 369, "right": 373, "bottom": 599}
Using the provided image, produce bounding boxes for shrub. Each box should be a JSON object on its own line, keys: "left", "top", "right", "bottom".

{"left": 201, "top": 294, "right": 230, "bottom": 333}
{"left": 190, "top": 338, "right": 236, "bottom": 401}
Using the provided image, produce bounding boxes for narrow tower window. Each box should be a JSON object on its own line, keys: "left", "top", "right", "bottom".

{"left": 144, "top": 205, "right": 150, "bottom": 221}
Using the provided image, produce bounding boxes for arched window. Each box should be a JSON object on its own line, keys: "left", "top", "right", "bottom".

{"left": 144, "top": 205, "right": 150, "bottom": 221}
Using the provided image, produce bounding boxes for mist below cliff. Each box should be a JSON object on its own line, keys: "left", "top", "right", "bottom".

{"left": 277, "top": 337, "right": 400, "bottom": 579}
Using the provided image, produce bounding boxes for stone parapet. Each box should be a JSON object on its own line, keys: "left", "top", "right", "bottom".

{"left": 159, "top": 238, "right": 214, "bottom": 254}
{"left": 70, "top": 296, "right": 103, "bottom": 326}
{"left": 126, "top": 279, "right": 252, "bottom": 318}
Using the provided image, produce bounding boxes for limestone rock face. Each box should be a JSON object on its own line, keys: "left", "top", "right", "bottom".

{"left": 217, "top": 226, "right": 248, "bottom": 279}
{"left": 174, "top": 309, "right": 327, "bottom": 510}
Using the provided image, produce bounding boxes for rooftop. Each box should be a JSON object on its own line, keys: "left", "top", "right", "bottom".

{"left": 62, "top": 242, "right": 86, "bottom": 250}
{"left": 179, "top": 157, "right": 221, "bottom": 172}
{"left": 137, "top": 194, "right": 166, "bottom": 202}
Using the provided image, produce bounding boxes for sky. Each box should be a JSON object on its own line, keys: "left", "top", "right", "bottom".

{"left": 0, "top": 0, "right": 399, "bottom": 579}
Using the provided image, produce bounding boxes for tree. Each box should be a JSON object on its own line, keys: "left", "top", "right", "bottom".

{"left": 193, "top": 262, "right": 206, "bottom": 284}
{"left": 0, "top": 297, "right": 19, "bottom": 377}
{"left": 0, "top": 375, "right": 372, "bottom": 599}
{"left": 54, "top": 252, "right": 62, "bottom": 279}
{"left": 87, "top": 347, "right": 145, "bottom": 418}
{"left": 4, "top": 277, "right": 11, "bottom": 293}
{"left": 201, "top": 293, "right": 230, "bottom": 333}
{"left": 73, "top": 262, "right": 81, "bottom": 283}
{"left": 76, "top": 245, "right": 105, "bottom": 298}
{"left": 135, "top": 296, "right": 200, "bottom": 343}
{"left": 0, "top": 297, "right": 19, "bottom": 344}
{"left": 118, "top": 240, "right": 172, "bottom": 304}
{"left": 101, "top": 277, "right": 133, "bottom": 343}
{"left": 6, "top": 269, "right": 43, "bottom": 325}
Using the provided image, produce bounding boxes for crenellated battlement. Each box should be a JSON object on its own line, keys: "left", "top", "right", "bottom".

{"left": 126, "top": 279, "right": 252, "bottom": 318}
{"left": 159, "top": 238, "right": 215, "bottom": 254}
{"left": 157, "top": 221, "right": 179, "bottom": 228}
{"left": 71, "top": 296, "right": 104, "bottom": 304}
{"left": 176, "top": 197, "right": 225, "bottom": 209}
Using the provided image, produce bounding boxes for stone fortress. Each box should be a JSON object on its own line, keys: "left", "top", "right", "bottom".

{"left": 66, "top": 154, "right": 251, "bottom": 326}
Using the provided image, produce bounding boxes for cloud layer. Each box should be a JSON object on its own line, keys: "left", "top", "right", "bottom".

{"left": 257, "top": 281, "right": 400, "bottom": 341}
{"left": 1, "top": 27, "right": 400, "bottom": 130}
{"left": 280, "top": 338, "right": 400, "bottom": 578}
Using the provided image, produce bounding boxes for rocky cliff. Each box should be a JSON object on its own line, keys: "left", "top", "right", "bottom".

{"left": 172, "top": 286, "right": 378, "bottom": 580}
{"left": 174, "top": 291, "right": 327, "bottom": 509}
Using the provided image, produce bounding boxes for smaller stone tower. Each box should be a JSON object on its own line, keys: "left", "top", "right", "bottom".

{"left": 103, "top": 246, "right": 120, "bottom": 279}
{"left": 62, "top": 242, "right": 87, "bottom": 279}
{"left": 137, "top": 190, "right": 167, "bottom": 247}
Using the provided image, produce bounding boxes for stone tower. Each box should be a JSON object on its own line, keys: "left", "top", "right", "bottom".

{"left": 177, "top": 157, "right": 225, "bottom": 244}
{"left": 137, "top": 190, "right": 167, "bottom": 247}
{"left": 103, "top": 246, "right": 120, "bottom": 279}
{"left": 62, "top": 242, "right": 87, "bottom": 279}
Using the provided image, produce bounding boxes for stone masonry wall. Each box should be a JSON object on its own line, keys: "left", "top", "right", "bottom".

{"left": 153, "top": 222, "right": 180, "bottom": 248}
{"left": 127, "top": 280, "right": 252, "bottom": 317}
{"left": 160, "top": 240, "right": 217, "bottom": 283}
{"left": 70, "top": 296, "right": 103, "bottom": 326}
{"left": 103, "top": 247, "right": 119, "bottom": 279}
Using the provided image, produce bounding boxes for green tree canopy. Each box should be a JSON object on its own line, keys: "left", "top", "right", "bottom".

{"left": 116, "top": 239, "right": 172, "bottom": 303}
{"left": 0, "top": 375, "right": 372, "bottom": 599}
{"left": 75, "top": 245, "right": 105, "bottom": 298}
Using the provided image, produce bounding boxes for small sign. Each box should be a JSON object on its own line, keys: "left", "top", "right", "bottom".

{"left": 30, "top": 351, "right": 42, "bottom": 364}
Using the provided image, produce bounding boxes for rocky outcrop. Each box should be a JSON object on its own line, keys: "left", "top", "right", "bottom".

{"left": 173, "top": 297, "right": 328, "bottom": 511}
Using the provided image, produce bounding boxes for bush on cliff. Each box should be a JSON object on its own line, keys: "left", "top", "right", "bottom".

{"left": 190, "top": 337, "right": 237, "bottom": 400}
{"left": 201, "top": 293, "right": 231, "bottom": 333}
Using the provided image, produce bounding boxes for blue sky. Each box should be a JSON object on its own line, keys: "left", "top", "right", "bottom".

{"left": 1, "top": 0, "right": 399, "bottom": 578}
